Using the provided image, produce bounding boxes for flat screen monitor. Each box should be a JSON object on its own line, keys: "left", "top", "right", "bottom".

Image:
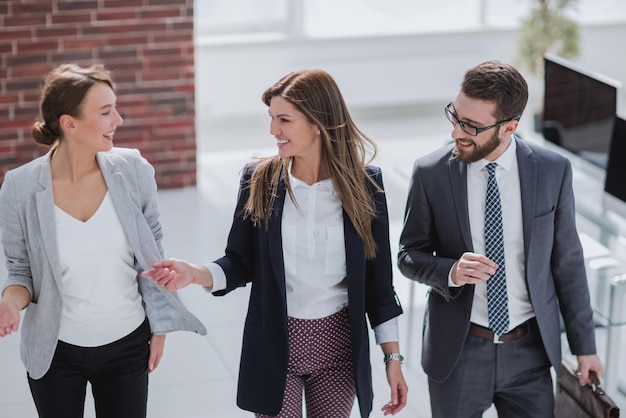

{"left": 542, "top": 53, "right": 622, "bottom": 168}
{"left": 604, "top": 116, "right": 626, "bottom": 202}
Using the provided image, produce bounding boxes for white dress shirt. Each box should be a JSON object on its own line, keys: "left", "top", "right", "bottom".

{"left": 466, "top": 138, "right": 535, "bottom": 331}
{"left": 208, "top": 169, "right": 398, "bottom": 344}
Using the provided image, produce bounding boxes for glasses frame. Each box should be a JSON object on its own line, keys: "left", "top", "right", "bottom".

{"left": 445, "top": 102, "right": 520, "bottom": 136}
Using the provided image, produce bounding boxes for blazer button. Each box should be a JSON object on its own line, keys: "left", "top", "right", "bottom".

{"left": 464, "top": 311, "right": 470, "bottom": 318}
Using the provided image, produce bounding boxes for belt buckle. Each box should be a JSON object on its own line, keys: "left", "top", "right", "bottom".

{"left": 493, "top": 333, "right": 504, "bottom": 344}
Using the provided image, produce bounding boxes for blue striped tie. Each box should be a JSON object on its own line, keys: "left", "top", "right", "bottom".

{"left": 485, "top": 162, "right": 509, "bottom": 335}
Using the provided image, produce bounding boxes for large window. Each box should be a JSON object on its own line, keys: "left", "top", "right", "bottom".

{"left": 195, "top": 0, "right": 626, "bottom": 40}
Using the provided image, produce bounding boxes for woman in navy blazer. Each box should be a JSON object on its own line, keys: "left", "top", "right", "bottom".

{"left": 143, "top": 70, "right": 407, "bottom": 417}
{"left": 0, "top": 64, "right": 205, "bottom": 418}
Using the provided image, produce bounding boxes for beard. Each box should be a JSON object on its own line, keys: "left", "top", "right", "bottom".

{"left": 453, "top": 129, "right": 501, "bottom": 164}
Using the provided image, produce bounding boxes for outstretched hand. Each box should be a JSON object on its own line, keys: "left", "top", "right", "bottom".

{"left": 141, "top": 259, "right": 195, "bottom": 292}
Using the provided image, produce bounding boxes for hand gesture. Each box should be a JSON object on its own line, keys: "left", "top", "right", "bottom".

{"left": 141, "top": 258, "right": 195, "bottom": 292}
{"left": 451, "top": 252, "right": 498, "bottom": 286}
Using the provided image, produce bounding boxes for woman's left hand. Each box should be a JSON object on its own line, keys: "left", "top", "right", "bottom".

{"left": 381, "top": 361, "right": 408, "bottom": 416}
{"left": 148, "top": 334, "right": 166, "bottom": 374}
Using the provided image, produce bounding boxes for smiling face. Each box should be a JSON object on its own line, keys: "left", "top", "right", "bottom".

{"left": 268, "top": 95, "right": 320, "bottom": 160}
{"left": 450, "top": 92, "right": 516, "bottom": 163}
{"left": 63, "top": 82, "right": 123, "bottom": 152}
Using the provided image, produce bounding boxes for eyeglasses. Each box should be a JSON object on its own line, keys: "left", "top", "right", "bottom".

{"left": 444, "top": 102, "right": 519, "bottom": 136}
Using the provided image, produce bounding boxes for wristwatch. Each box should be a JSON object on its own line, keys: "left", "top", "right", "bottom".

{"left": 383, "top": 353, "right": 404, "bottom": 366}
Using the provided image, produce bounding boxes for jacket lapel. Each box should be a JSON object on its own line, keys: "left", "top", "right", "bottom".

{"left": 448, "top": 156, "right": 473, "bottom": 250}
{"left": 515, "top": 139, "right": 537, "bottom": 263}
{"left": 35, "top": 150, "right": 64, "bottom": 288}
{"left": 268, "top": 170, "right": 288, "bottom": 298}
{"left": 96, "top": 152, "right": 144, "bottom": 267}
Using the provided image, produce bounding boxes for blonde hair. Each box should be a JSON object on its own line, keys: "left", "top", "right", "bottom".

{"left": 244, "top": 69, "right": 381, "bottom": 259}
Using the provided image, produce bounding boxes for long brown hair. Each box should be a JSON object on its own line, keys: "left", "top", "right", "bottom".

{"left": 244, "top": 69, "right": 381, "bottom": 258}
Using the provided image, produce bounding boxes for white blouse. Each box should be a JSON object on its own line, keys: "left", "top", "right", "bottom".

{"left": 55, "top": 192, "right": 145, "bottom": 347}
{"left": 209, "top": 171, "right": 398, "bottom": 344}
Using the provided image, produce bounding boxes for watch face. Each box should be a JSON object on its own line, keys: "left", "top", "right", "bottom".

{"left": 384, "top": 353, "right": 403, "bottom": 363}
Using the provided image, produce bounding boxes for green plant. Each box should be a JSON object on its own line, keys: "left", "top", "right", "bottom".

{"left": 516, "top": 0, "right": 580, "bottom": 77}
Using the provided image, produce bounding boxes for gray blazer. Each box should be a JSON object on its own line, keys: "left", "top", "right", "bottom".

{"left": 398, "top": 137, "right": 597, "bottom": 383}
{"left": 0, "top": 147, "right": 206, "bottom": 379}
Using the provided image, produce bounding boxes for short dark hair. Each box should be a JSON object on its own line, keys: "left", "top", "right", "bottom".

{"left": 461, "top": 60, "right": 528, "bottom": 121}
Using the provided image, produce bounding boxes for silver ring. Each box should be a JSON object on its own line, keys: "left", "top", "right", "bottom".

{"left": 575, "top": 370, "right": 582, "bottom": 377}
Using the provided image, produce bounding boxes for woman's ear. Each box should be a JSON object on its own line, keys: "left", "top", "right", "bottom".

{"left": 59, "top": 114, "right": 75, "bottom": 134}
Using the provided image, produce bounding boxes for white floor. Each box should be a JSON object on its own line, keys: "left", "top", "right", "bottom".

{"left": 1, "top": 107, "right": 624, "bottom": 417}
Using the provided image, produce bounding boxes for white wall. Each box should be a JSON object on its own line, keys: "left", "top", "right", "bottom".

{"left": 195, "top": 23, "right": 626, "bottom": 121}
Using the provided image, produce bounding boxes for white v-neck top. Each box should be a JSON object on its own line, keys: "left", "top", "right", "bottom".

{"left": 55, "top": 192, "right": 145, "bottom": 347}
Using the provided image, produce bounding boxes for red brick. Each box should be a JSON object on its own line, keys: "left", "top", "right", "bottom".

{"left": 2, "top": 15, "right": 47, "bottom": 27}
{"left": 0, "top": 94, "right": 20, "bottom": 106}
{"left": 103, "top": 0, "right": 144, "bottom": 8}
{"left": 0, "top": 43, "right": 12, "bottom": 54}
{"left": 96, "top": 10, "right": 137, "bottom": 21}
{"left": 98, "top": 48, "right": 140, "bottom": 61}
{"left": 152, "top": 33, "right": 192, "bottom": 44}
{"left": 0, "top": 130, "right": 21, "bottom": 142}
{"left": 140, "top": 8, "right": 182, "bottom": 19}
{"left": 172, "top": 21, "right": 193, "bottom": 31}
{"left": 147, "top": 0, "right": 189, "bottom": 6}
{"left": 6, "top": 53, "right": 48, "bottom": 67}
{"left": 11, "top": 2, "right": 54, "bottom": 14}
{"left": 105, "top": 34, "right": 149, "bottom": 47}
{"left": 35, "top": 27, "right": 80, "bottom": 39}
{"left": 142, "top": 46, "right": 182, "bottom": 58}
{"left": 5, "top": 78, "right": 41, "bottom": 93}
{"left": 83, "top": 22, "right": 167, "bottom": 36}
{"left": 10, "top": 62, "right": 54, "bottom": 78}
{"left": 16, "top": 40, "right": 58, "bottom": 53}
{"left": 22, "top": 92, "right": 42, "bottom": 104}
{"left": 0, "top": 29, "right": 32, "bottom": 42}
{"left": 50, "top": 50, "right": 96, "bottom": 62}
{"left": 1, "top": 0, "right": 196, "bottom": 188}
{"left": 50, "top": 12, "right": 92, "bottom": 25}
{"left": 62, "top": 37, "right": 107, "bottom": 50}
{"left": 14, "top": 106, "right": 39, "bottom": 118}
{"left": 57, "top": 1, "right": 100, "bottom": 12}
{"left": 1, "top": 117, "right": 36, "bottom": 129}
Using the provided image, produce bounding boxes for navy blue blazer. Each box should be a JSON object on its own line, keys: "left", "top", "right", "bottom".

{"left": 398, "top": 138, "right": 597, "bottom": 383}
{"left": 213, "top": 164, "right": 402, "bottom": 417}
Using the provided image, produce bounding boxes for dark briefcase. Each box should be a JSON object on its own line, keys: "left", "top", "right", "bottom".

{"left": 555, "top": 359, "right": 620, "bottom": 417}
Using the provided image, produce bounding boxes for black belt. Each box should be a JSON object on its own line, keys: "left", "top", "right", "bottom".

{"left": 469, "top": 321, "right": 530, "bottom": 344}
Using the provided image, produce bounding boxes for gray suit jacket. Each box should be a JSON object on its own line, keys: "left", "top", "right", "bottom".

{"left": 0, "top": 147, "right": 206, "bottom": 379}
{"left": 398, "top": 137, "right": 597, "bottom": 383}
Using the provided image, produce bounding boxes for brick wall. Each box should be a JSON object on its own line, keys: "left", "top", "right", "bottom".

{"left": 0, "top": 0, "right": 196, "bottom": 188}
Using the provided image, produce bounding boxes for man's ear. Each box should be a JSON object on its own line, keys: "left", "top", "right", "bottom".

{"left": 59, "top": 114, "right": 76, "bottom": 134}
{"left": 503, "top": 120, "right": 519, "bottom": 135}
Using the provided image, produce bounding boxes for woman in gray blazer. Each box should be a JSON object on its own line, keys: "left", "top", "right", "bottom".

{"left": 0, "top": 63, "right": 206, "bottom": 418}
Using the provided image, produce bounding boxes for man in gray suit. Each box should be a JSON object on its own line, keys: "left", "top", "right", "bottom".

{"left": 398, "top": 60, "right": 604, "bottom": 417}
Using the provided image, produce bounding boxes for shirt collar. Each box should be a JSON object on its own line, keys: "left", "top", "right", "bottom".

{"left": 287, "top": 164, "right": 335, "bottom": 193}
{"left": 470, "top": 135, "right": 517, "bottom": 174}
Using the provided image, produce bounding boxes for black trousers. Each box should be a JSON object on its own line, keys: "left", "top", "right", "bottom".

{"left": 28, "top": 318, "right": 151, "bottom": 418}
